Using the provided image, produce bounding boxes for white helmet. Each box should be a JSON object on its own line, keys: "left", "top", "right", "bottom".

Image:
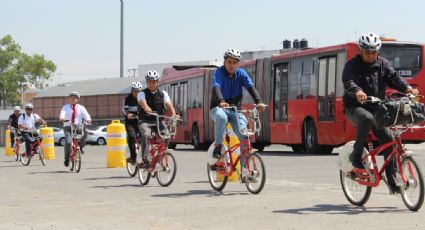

{"left": 145, "top": 70, "right": 160, "bottom": 81}
{"left": 13, "top": 106, "right": 21, "bottom": 111}
{"left": 358, "top": 32, "right": 382, "bottom": 51}
{"left": 69, "top": 91, "right": 80, "bottom": 99}
{"left": 25, "top": 103, "right": 34, "bottom": 109}
{"left": 131, "top": 81, "right": 143, "bottom": 91}
{"left": 224, "top": 48, "right": 241, "bottom": 61}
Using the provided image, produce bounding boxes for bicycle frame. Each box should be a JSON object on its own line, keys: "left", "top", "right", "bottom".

{"left": 70, "top": 123, "right": 85, "bottom": 160}
{"left": 216, "top": 137, "right": 252, "bottom": 177}
{"left": 354, "top": 127, "right": 416, "bottom": 188}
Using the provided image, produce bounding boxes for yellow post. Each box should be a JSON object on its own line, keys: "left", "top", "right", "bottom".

{"left": 5, "top": 130, "right": 14, "bottom": 156}
{"left": 106, "top": 120, "right": 127, "bottom": 168}
{"left": 217, "top": 124, "right": 241, "bottom": 182}
{"left": 41, "top": 127, "right": 55, "bottom": 160}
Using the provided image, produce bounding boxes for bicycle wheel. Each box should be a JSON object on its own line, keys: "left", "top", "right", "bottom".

{"left": 14, "top": 143, "right": 22, "bottom": 161}
{"left": 126, "top": 160, "right": 138, "bottom": 177}
{"left": 340, "top": 170, "right": 372, "bottom": 206}
{"left": 138, "top": 165, "right": 151, "bottom": 185}
{"left": 20, "top": 148, "right": 31, "bottom": 166}
{"left": 245, "top": 152, "right": 266, "bottom": 194}
{"left": 156, "top": 150, "right": 177, "bottom": 187}
{"left": 400, "top": 156, "right": 424, "bottom": 211}
{"left": 207, "top": 161, "right": 228, "bottom": 192}
{"left": 75, "top": 150, "right": 82, "bottom": 173}
{"left": 38, "top": 148, "right": 46, "bottom": 166}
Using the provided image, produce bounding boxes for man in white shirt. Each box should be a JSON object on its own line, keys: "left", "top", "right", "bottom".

{"left": 18, "top": 103, "right": 46, "bottom": 156}
{"left": 59, "top": 92, "right": 92, "bottom": 167}
{"left": 138, "top": 70, "right": 178, "bottom": 164}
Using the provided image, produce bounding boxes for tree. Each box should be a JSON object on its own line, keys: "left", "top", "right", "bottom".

{"left": 0, "top": 35, "right": 56, "bottom": 109}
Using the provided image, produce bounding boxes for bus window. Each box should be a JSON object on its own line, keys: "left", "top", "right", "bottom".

{"left": 179, "top": 82, "right": 188, "bottom": 123}
{"left": 189, "top": 77, "right": 203, "bottom": 109}
{"left": 318, "top": 56, "right": 337, "bottom": 121}
{"left": 380, "top": 44, "right": 422, "bottom": 78}
{"left": 242, "top": 65, "right": 256, "bottom": 104}
{"left": 273, "top": 63, "right": 288, "bottom": 121}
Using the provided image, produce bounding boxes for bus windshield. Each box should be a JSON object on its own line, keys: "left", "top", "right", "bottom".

{"left": 380, "top": 44, "right": 422, "bottom": 77}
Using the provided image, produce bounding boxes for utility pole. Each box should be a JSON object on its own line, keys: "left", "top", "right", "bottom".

{"left": 120, "top": 0, "right": 124, "bottom": 78}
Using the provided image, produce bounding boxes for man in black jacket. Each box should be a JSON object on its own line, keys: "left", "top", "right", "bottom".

{"left": 342, "top": 32, "right": 418, "bottom": 193}
{"left": 7, "top": 106, "right": 21, "bottom": 148}
{"left": 122, "top": 81, "right": 143, "bottom": 163}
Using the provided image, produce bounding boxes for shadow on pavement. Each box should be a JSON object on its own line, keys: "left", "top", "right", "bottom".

{"left": 151, "top": 189, "right": 249, "bottom": 198}
{"left": 29, "top": 170, "right": 69, "bottom": 174}
{"left": 259, "top": 151, "right": 337, "bottom": 157}
{"left": 186, "top": 180, "right": 210, "bottom": 184}
{"left": 92, "top": 184, "right": 144, "bottom": 189}
{"left": 273, "top": 204, "right": 407, "bottom": 215}
{"left": 84, "top": 176, "right": 130, "bottom": 180}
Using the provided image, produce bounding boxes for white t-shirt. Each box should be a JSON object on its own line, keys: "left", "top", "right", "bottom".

{"left": 59, "top": 104, "right": 91, "bottom": 127}
{"left": 18, "top": 113, "right": 41, "bottom": 131}
{"left": 137, "top": 90, "right": 171, "bottom": 104}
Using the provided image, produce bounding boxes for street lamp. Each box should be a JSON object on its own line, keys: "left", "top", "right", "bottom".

{"left": 120, "top": 0, "right": 124, "bottom": 78}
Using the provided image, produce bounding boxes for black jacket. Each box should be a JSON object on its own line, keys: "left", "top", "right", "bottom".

{"left": 342, "top": 55, "right": 410, "bottom": 109}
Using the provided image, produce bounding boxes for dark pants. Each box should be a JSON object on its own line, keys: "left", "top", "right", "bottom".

{"left": 22, "top": 132, "right": 35, "bottom": 156}
{"left": 139, "top": 121, "right": 168, "bottom": 160}
{"left": 64, "top": 126, "right": 72, "bottom": 160}
{"left": 345, "top": 106, "right": 397, "bottom": 187}
{"left": 80, "top": 126, "right": 88, "bottom": 150}
{"left": 10, "top": 130, "right": 16, "bottom": 147}
{"left": 126, "top": 124, "right": 139, "bottom": 161}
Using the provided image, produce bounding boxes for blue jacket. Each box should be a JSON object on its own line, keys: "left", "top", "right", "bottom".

{"left": 210, "top": 66, "right": 261, "bottom": 108}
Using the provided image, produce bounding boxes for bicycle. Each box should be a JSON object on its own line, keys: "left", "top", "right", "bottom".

{"left": 340, "top": 95, "right": 425, "bottom": 211}
{"left": 207, "top": 105, "right": 267, "bottom": 194}
{"left": 126, "top": 127, "right": 142, "bottom": 177}
{"left": 10, "top": 127, "right": 22, "bottom": 161}
{"left": 137, "top": 112, "right": 179, "bottom": 187}
{"left": 19, "top": 126, "right": 46, "bottom": 166}
{"left": 63, "top": 120, "right": 88, "bottom": 173}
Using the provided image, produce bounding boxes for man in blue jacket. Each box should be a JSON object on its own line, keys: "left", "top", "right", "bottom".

{"left": 210, "top": 48, "right": 266, "bottom": 169}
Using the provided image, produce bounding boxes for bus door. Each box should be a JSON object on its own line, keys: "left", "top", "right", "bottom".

{"left": 317, "top": 56, "right": 336, "bottom": 121}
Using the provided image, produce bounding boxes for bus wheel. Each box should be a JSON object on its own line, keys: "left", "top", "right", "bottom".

{"left": 304, "top": 120, "right": 320, "bottom": 154}
{"left": 192, "top": 124, "right": 206, "bottom": 150}
{"left": 252, "top": 143, "right": 265, "bottom": 152}
{"left": 291, "top": 144, "right": 305, "bottom": 153}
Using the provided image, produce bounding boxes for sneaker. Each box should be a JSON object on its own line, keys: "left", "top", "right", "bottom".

{"left": 126, "top": 157, "right": 136, "bottom": 164}
{"left": 212, "top": 145, "right": 222, "bottom": 159}
{"left": 80, "top": 147, "right": 85, "bottom": 154}
{"left": 64, "top": 159, "right": 69, "bottom": 167}
{"left": 350, "top": 153, "right": 365, "bottom": 169}
{"left": 390, "top": 186, "right": 401, "bottom": 194}
{"left": 209, "top": 164, "right": 218, "bottom": 171}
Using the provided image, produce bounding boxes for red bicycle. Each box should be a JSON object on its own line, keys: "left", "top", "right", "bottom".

{"left": 137, "top": 112, "right": 180, "bottom": 187}
{"left": 207, "top": 105, "right": 267, "bottom": 194}
{"left": 340, "top": 95, "right": 425, "bottom": 211}
{"left": 68, "top": 122, "right": 88, "bottom": 173}
{"left": 19, "top": 126, "right": 46, "bottom": 166}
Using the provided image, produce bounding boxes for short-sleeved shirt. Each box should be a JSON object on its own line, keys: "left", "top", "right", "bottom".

{"left": 18, "top": 113, "right": 40, "bottom": 131}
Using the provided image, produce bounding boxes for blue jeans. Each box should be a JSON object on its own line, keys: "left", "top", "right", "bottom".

{"left": 210, "top": 107, "right": 248, "bottom": 166}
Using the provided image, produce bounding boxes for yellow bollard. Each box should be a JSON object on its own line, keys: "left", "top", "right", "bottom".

{"left": 106, "top": 120, "right": 127, "bottom": 168}
{"left": 41, "top": 127, "right": 55, "bottom": 160}
{"left": 217, "top": 124, "right": 241, "bottom": 182}
{"left": 5, "top": 130, "right": 14, "bottom": 156}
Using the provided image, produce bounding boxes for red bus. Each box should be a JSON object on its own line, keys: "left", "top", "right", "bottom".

{"left": 161, "top": 39, "right": 425, "bottom": 153}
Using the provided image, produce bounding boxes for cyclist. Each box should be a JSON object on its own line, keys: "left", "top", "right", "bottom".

{"left": 137, "top": 70, "right": 178, "bottom": 164}
{"left": 342, "top": 32, "right": 419, "bottom": 193}
{"left": 210, "top": 48, "right": 266, "bottom": 172}
{"left": 59, "top": 92, "right": 91, "bottom": 167}
{"left": 17, "top": 103, "right": 46, "bottom": 157}
{"left": 7, "top": 106, "right": 21, "bottom": 148}
{"left": 122, "top": 81, "right": 143, "bottom": 163}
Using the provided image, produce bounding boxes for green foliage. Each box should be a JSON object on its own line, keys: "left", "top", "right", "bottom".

{"left": 0, "top": 35, "right": 56, "bottom": 108}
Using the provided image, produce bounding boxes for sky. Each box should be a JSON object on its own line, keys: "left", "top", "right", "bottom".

{"left": 1, "top": 0, "right": 425, "bottom": 85}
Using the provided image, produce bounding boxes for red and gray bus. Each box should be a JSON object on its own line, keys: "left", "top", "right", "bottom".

{"left": 161, "top": 39, "right": 425, "bottom": 153}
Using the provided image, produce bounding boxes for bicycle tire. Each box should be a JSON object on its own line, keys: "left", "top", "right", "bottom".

{"left": 75, "top": 150, "right": 82, "bottom": 173}
{"left": 38, "top": 147, "right": 46, "bottom": 166}
{"left": 207, "top": 162, "right": 228, "bottom": 192}
{"left": 400, "top": 156, "right": 425, "bottom": 211}
{"left": 156, "top": 150, "right": 177, "bottom": 187}
{"left": 340, "top": 170, "right": 372, "bottom": 206}
{"left": 138, "top": 166, "right": 151, "bottom": 186}
{"left": 245, "top": 153, "right": 266, "bottom": 194}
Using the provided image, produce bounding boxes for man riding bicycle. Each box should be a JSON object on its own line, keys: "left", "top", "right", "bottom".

{"left": 59, "top": 92, "right": 92, "bottom": 167}
{"left": 122, "top": 81, "right": 143, "bottom": 164}
{"left": 18, "top": 103, "right": 47, "bottom": 157}
{"left": 8, "top": 106, "right": 21, "bottom": 148}
{"left": 210, "top": 48, "right": 266, "bottom": 170}
{"left": 342, "top": 32, "right": 419, "bottom": 193}
{"left": 138, "top": 70, "right": 178, "bottom": 164}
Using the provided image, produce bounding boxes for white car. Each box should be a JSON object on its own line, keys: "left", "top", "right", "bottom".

{"left": 53, "top": 127, "right": 65, "bottom": 146}
{"left": 87, "top": 126, "right": 107, "bottom": 145}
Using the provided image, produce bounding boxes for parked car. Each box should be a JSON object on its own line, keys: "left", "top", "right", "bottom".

{"left": 87, "top": 126, "right": 107, "bottom": 145}
{"left": 52, "top": 127, "right": 65, "bottom": 146}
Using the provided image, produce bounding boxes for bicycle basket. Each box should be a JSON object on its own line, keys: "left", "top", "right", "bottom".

{"left": 374, "top": 97, "right": 425, "bottom": 128}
